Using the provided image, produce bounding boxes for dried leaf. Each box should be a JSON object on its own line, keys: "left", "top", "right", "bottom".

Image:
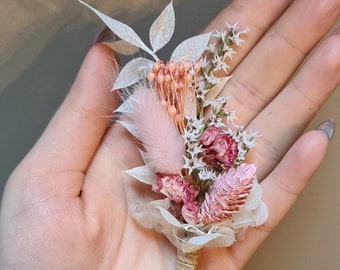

{"left": 184, "top": 88, "right": 197, "bottom": 120}
{"left": 117, "top": 120, "right": 138, "bottom": 139}
{"left": 204, "top": 76, "right": 231, "bottom": 102}
{"left": 253, "top": 201, "right": 268, "bottom": 226}
{"left": 170, "top": 32, "right": 211, "bottom": 62}
{"left": 182, "top": 234, "right": 221, "bottom": 252}
{"left": 105, "top": 40, "right": 139, "bottom": 55}
{"left": 205, "top": 226, "right": 235, "bottom": 247}
{"left": 243, "top": 179, "right": 262, "bottom": 210}
{"left": 138, "top": 149, "right": 148, "bottom": 164}
{"left": 112, "top": 57, "right": 154, "bottom": 90}
{"left": 184, "top": 225, "right": 205, "bottom": 235}
{"left": 188, "top": 234, "right": 221, "bottom": 246}
{"left": 157, "top": 206, "right": 183, "bottom": 227}
{"left": 231, "top": 209, "right": 256, "bottom": 228}
{"left": 124, "top": 165, "right": 155, "bottom": 185}
{"left": 79, "top": 0, "right": 156, "bottom": 58}
{"left": 114, "top": 97, "right": 133, "bottom": 114}
{"left": 149, "top": 1, "right": 175, "bottom": 53}
{"left": 133, "top": 199, "right": 172, "bottom": 229}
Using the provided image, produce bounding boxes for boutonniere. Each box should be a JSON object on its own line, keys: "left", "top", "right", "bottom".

{"left": 80, "top": 1, "right": 268, "bottom": 268}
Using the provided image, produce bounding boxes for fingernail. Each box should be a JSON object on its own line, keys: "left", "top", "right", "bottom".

{"left": 91, "top": 26, "right": 117, "bottom": 45}
{"left": 332, "top": 25, "right": 340, "bottom": 35}
{"left": 316, "top": 119, "right": 336, "bottom": 141}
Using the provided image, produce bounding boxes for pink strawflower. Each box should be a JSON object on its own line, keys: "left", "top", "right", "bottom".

{"left": 200, "top": 125, "right": 219, "bottom": 146}
{"left": 200, "top": 126, "right": 239, "bottom": 169}
{"left": 200, "top": 163, "right": 256, "bottom": 223}
{"left": 182, "top": 202, "right": 200, "bottom": 225}
{"left": 152, "top": 173, "right": 198, "bottom": 204}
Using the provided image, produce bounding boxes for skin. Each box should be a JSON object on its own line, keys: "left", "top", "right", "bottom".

{"left": 1, "top": 0, "right": 340, "bottom": 269}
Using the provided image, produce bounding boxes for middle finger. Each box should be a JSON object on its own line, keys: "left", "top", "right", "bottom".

{"left": 221, "top": 0, "right": 340, "bottom": 124}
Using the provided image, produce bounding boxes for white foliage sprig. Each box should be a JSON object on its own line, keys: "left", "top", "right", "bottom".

{"left": 124, "top": 166, "right": 155, "bottom": 185}
{"left": 105, "top": 40, "right": 139, "bottom": 56}
{"left": 112, "top": 58, "right": 154, "bottom": 90}
{"left": 170, "top": 33, "right": 212, "bottom": 63}
{"left": 149, "top": 1, "right": 175, "bottom": 52}
{"left": 79, "top": 0, "right": 155, "bottom": 58}
{"left": 79, "top": 0, "right": 212, "bottom": 90}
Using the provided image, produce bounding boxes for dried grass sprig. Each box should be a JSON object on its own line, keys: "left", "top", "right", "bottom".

{"left": 125, "top": 86, "right": 185, "bottom": 174}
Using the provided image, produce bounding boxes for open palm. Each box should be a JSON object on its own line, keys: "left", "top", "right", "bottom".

{"left": 1, "top": 0, "right": 340, "bottom": 269}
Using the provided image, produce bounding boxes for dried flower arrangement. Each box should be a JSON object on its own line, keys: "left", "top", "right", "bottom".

{"left": 80, "top": 1, "right": 268, "bottom": 269}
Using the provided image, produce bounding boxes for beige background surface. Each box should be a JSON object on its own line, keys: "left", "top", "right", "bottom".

{"left": 0, "top": 1, "right": 339, "bottom": 269}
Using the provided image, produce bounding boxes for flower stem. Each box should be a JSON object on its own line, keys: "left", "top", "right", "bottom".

{"left": 176, "top": 249, "right": 199, "bottom": 270}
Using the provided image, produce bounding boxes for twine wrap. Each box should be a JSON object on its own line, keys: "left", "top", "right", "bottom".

{"left": 176, "top": 249, "right": 199, "bottom": 270}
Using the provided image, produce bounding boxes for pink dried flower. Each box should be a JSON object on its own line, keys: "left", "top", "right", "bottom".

{"left": 182, "top": 202, "right": 200, "bottom": 225}
{"left": 200, "top": 126, "right": 239, "bottom": 169}
{"left": 152, "top": 173, "right": 198, "bottom": 204}
{"left": 200, "top": 163, "right": 256, "bottom": 223}
{"left": 200, "top": 125, "right": 219, "bottom": 146}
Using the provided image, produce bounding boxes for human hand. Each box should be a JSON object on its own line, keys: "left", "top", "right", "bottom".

{"left": 1, "top": 0, "right": 339, "bottom": 269}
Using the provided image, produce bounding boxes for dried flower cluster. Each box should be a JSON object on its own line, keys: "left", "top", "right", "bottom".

{"left": 80, "top": 0, "right": 268, "bottom": 266}
{"left": 142, "top": 49, "right": 259, "bottom": 226}
{"left": 148, "top": 60, "right": 201, "bottom": 133}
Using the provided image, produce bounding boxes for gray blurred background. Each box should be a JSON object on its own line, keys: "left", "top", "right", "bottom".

{"left": 1, "top": 0, "right": 340, "bottom": 269}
